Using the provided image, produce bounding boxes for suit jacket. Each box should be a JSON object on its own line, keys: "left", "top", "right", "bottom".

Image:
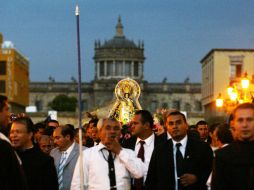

{"left": 0, "top": 139, "right": 28, "bottom": 190}
{"left": 212, "top": 141, "right": 254, "bottom": 190}
{"left": 122, "top": 133, "right": 167, "bottom": 190}
{"left": 50, "top": 142, "right": 84, "bottom": 190}
{"left": 17, "top": 146, "right": 58, "bottom": 190}
{"left": 145, "top": 137, "right": 213, "bottom": 190}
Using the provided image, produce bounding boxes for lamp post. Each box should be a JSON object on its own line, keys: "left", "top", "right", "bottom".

{"left": 216, "top": 72, "right": 254, "bottom": 114}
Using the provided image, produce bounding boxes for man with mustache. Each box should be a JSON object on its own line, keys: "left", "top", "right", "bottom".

{"left": 145, "top": 111, "right": 213, "bottom": 190}
{"left": 71, "top": 118, "right": 145, "bottom": 190}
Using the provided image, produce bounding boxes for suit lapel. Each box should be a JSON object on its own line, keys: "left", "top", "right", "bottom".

{"left": 129, "top": 136, "right": 137, "bottom": 150}
{"left": 55, "top": 149, "right": 62, "bottom": 168}
{"left": 184, "top": 137, "right": 192, "bottom": 160}
{"left": 64, "top": 143, "right": 78, "bottom": 167}
{"left": 167, "top": 139, "right": 176, "bottom": 189}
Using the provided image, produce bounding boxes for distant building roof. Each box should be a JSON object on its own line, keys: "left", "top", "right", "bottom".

{"left": 200, "top": 48, "right": 254, "bottom": 63}
{"left": 99, "top": 16, "right": 139, "bottom": 49}
{"left": 101, "top": 36, "right": 137, "bottom": 49}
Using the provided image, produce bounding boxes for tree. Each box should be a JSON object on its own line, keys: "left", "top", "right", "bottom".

{"left": 49, "top": 94, "right": 77, "bottom": 112}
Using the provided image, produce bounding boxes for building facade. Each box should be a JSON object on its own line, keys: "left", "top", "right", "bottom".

{"left": 29, "top": 18, "right": 203, "bottom": 124}
{"left": 0, "top": 33, "right": 29, "bottom": 112}
{"left": 201, "top": 49, "right": 254, "bottom": 118}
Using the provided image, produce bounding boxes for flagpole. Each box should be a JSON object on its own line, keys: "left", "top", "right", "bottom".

{"left": 75, "top": 5, "right": 84, "bottom": 190}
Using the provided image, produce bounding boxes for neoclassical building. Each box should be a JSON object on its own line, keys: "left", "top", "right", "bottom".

{"left": 29, "top": 17, "right": 203, "bottom": 124}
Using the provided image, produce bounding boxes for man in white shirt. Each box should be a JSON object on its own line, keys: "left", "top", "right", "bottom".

{"left": 71, "top": 118, "right": 145, "bottom": 190}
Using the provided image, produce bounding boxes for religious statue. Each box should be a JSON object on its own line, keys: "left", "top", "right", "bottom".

{"left": 109, "top": 78, "right": 142, "bottom": 124}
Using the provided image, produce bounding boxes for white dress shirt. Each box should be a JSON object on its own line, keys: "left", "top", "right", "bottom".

{"left": 172, "top": 135, "right": 188, "bottom": 190}
{"left": 134, "top": 133, "right": 155, "bottom": 182}
{"left": 64, "top": 142, "right": 75, "bottom": 161}
{"left": 71, "top": 142, "right": 145, "bottom": 190}
{"left": 167, "top": 132, "right": 172, "bottom": 140}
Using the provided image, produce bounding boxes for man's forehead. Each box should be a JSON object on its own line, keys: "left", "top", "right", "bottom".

{"left": 235, "top": 108, "right": 254, "bottom": 118}
{"left": 197, "top": 124, "right": 208, "bottom": 128}
{"left": 53, "top": 127, "right": 62, "bottom": 135}
{"left": 133, "top": 114, "right": 141, "bottom": 120}
{"left": 104, "top": 119, "right": 120, "bottom": 127}
{"left": 167, "top": 115, "right": 184, "bottom": 121}
{"left": 40, "top": 139, "right": 50, "bottom": 144}
{"left": 11, "top": 122, "right": 26, "bottom": 130}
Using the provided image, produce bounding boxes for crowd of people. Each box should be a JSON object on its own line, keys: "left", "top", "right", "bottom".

{"left": 0, "top": 94, "right": 254, "bottom": 190}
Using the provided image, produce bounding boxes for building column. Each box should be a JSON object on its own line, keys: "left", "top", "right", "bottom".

{"left": 96, "top": 62, "right": 99, "bottom": 79}
{"left": 104, "top": 61, "right": 107, "bottom": 77}
{"left": 140, "top": 62, "right": 143, "bottom": 78}
{"left": 131, "top": 61, "right": 134, "bottom": 77}
{"left": 113, "top": 60, "right": 116, "bottom": 77}
{"left": 122, "top": 60, "right": 126, "bottom": 76}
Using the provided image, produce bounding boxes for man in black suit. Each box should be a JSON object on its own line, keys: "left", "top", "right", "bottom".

{"left": 9, "top": 116, "right": 59, "bottom": 190}
{"left": 212, "top": 103, "right": 254, "bottom": 190}
{"left": 0, "top": 95, "right": 28, "bottom": 190}
{"left": 145, "top": 111, "right": 213, "bottom": 190}
{"left": 122, "top": 110, "right": 167, "bottom": 190}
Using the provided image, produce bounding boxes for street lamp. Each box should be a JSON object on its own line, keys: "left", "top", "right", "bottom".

{"left": 216, "top": 72, "right": 254, "bottom": 114}
{"left": 216, "top": 93, "right": 223, "bottom": 108}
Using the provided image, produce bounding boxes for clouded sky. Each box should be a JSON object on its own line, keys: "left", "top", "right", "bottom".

{"left": 1, "top": 0, "right": 254, "bottom": 83}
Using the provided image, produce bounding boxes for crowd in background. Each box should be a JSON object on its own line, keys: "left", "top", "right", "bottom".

{"left": 0, "top": 94, "right": 254, "bottom": 190}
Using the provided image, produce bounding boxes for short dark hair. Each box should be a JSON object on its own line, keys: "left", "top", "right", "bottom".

{"left": 0, "top": 95, "right": 7, "bottom": 112}
{"left": 61, "top": 124, "right": 75, "bottom": 141}
{"left": 135, "top": 110, "right": 154, "bottom": 128}
{"left": 216, "top": 123, "right": 233, "bottom": 144}
{"left": 34, "top": 122, "right": 46, "bottom": 133}
{"left": 46, "top": 119, "right": 59, "bottom": 127}
{"left": 232, "top": 103, "right": 254, "bottom": 120}
{"left": 196, "top": 120, "right": 208, "bottom": 127}
{"left": 89, "top": 118, "right": 98, "bottom": 127}
{"left": 12, "top": 116, "right": 34, "bottom": 134}
{"left": 167, "top": 111, "right": 187, "bottom": 123}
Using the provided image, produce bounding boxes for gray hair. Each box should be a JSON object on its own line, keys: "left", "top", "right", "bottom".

{"left": 97, "top": 117, "right": 120, "bottom": 131}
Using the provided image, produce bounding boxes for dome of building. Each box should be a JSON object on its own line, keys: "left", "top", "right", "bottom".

{"left": 94, "top": 16, "right": 145, "bottom": 81}
{"left": 99, "top": 16, "right": 139, "bottom": 49}
{"left": 102, "top": 36, "right": 137, "bottom": 49}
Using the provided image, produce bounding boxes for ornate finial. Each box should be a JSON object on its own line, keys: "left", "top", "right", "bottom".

{"left": 115, "top": 16, "right": 124, "bottom": 37}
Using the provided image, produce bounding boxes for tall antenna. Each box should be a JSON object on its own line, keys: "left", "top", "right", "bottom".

{"left": 75, "top": 4, "right": 84, "bottom": 190}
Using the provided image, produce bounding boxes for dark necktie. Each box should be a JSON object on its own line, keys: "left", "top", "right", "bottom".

{"left": 176, "top": 143, "right": 184, "bottom": 190}
{"left": 134, "top": 140, "right": 145, "bottom": 190}
{"left": 108, "top": 151, "right": 116, "bottom": 190}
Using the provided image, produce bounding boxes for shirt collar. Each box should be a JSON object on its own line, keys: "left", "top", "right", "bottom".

{"left": 136, "top": 133, "right": 155, "bottom": 146}
{"left": 172, "top": 135, "right": 188, "bottom": 149}
{"left": 97, "top": 142, "right": 107, "bottom": 151}
{"left": 167, "top": 132, "right": 172, "bottom": 140}
{"left": 64, "top": 141, "right": 75, "bottom": 155}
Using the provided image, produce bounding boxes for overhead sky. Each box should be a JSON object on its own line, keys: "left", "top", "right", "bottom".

{"left": 1, "top": 0, "right": 254, "bottom": 83}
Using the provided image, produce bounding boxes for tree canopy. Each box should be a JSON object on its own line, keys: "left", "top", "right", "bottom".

{"left": 49, "top": 94, "right": 77, "bottom": 112}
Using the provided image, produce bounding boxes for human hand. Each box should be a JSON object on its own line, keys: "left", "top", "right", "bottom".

{"left": 180, "top": 173, "right": 197, "bottom": 187}
{"left": 105, "top": 137, "right": 122, "bottom": 155}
